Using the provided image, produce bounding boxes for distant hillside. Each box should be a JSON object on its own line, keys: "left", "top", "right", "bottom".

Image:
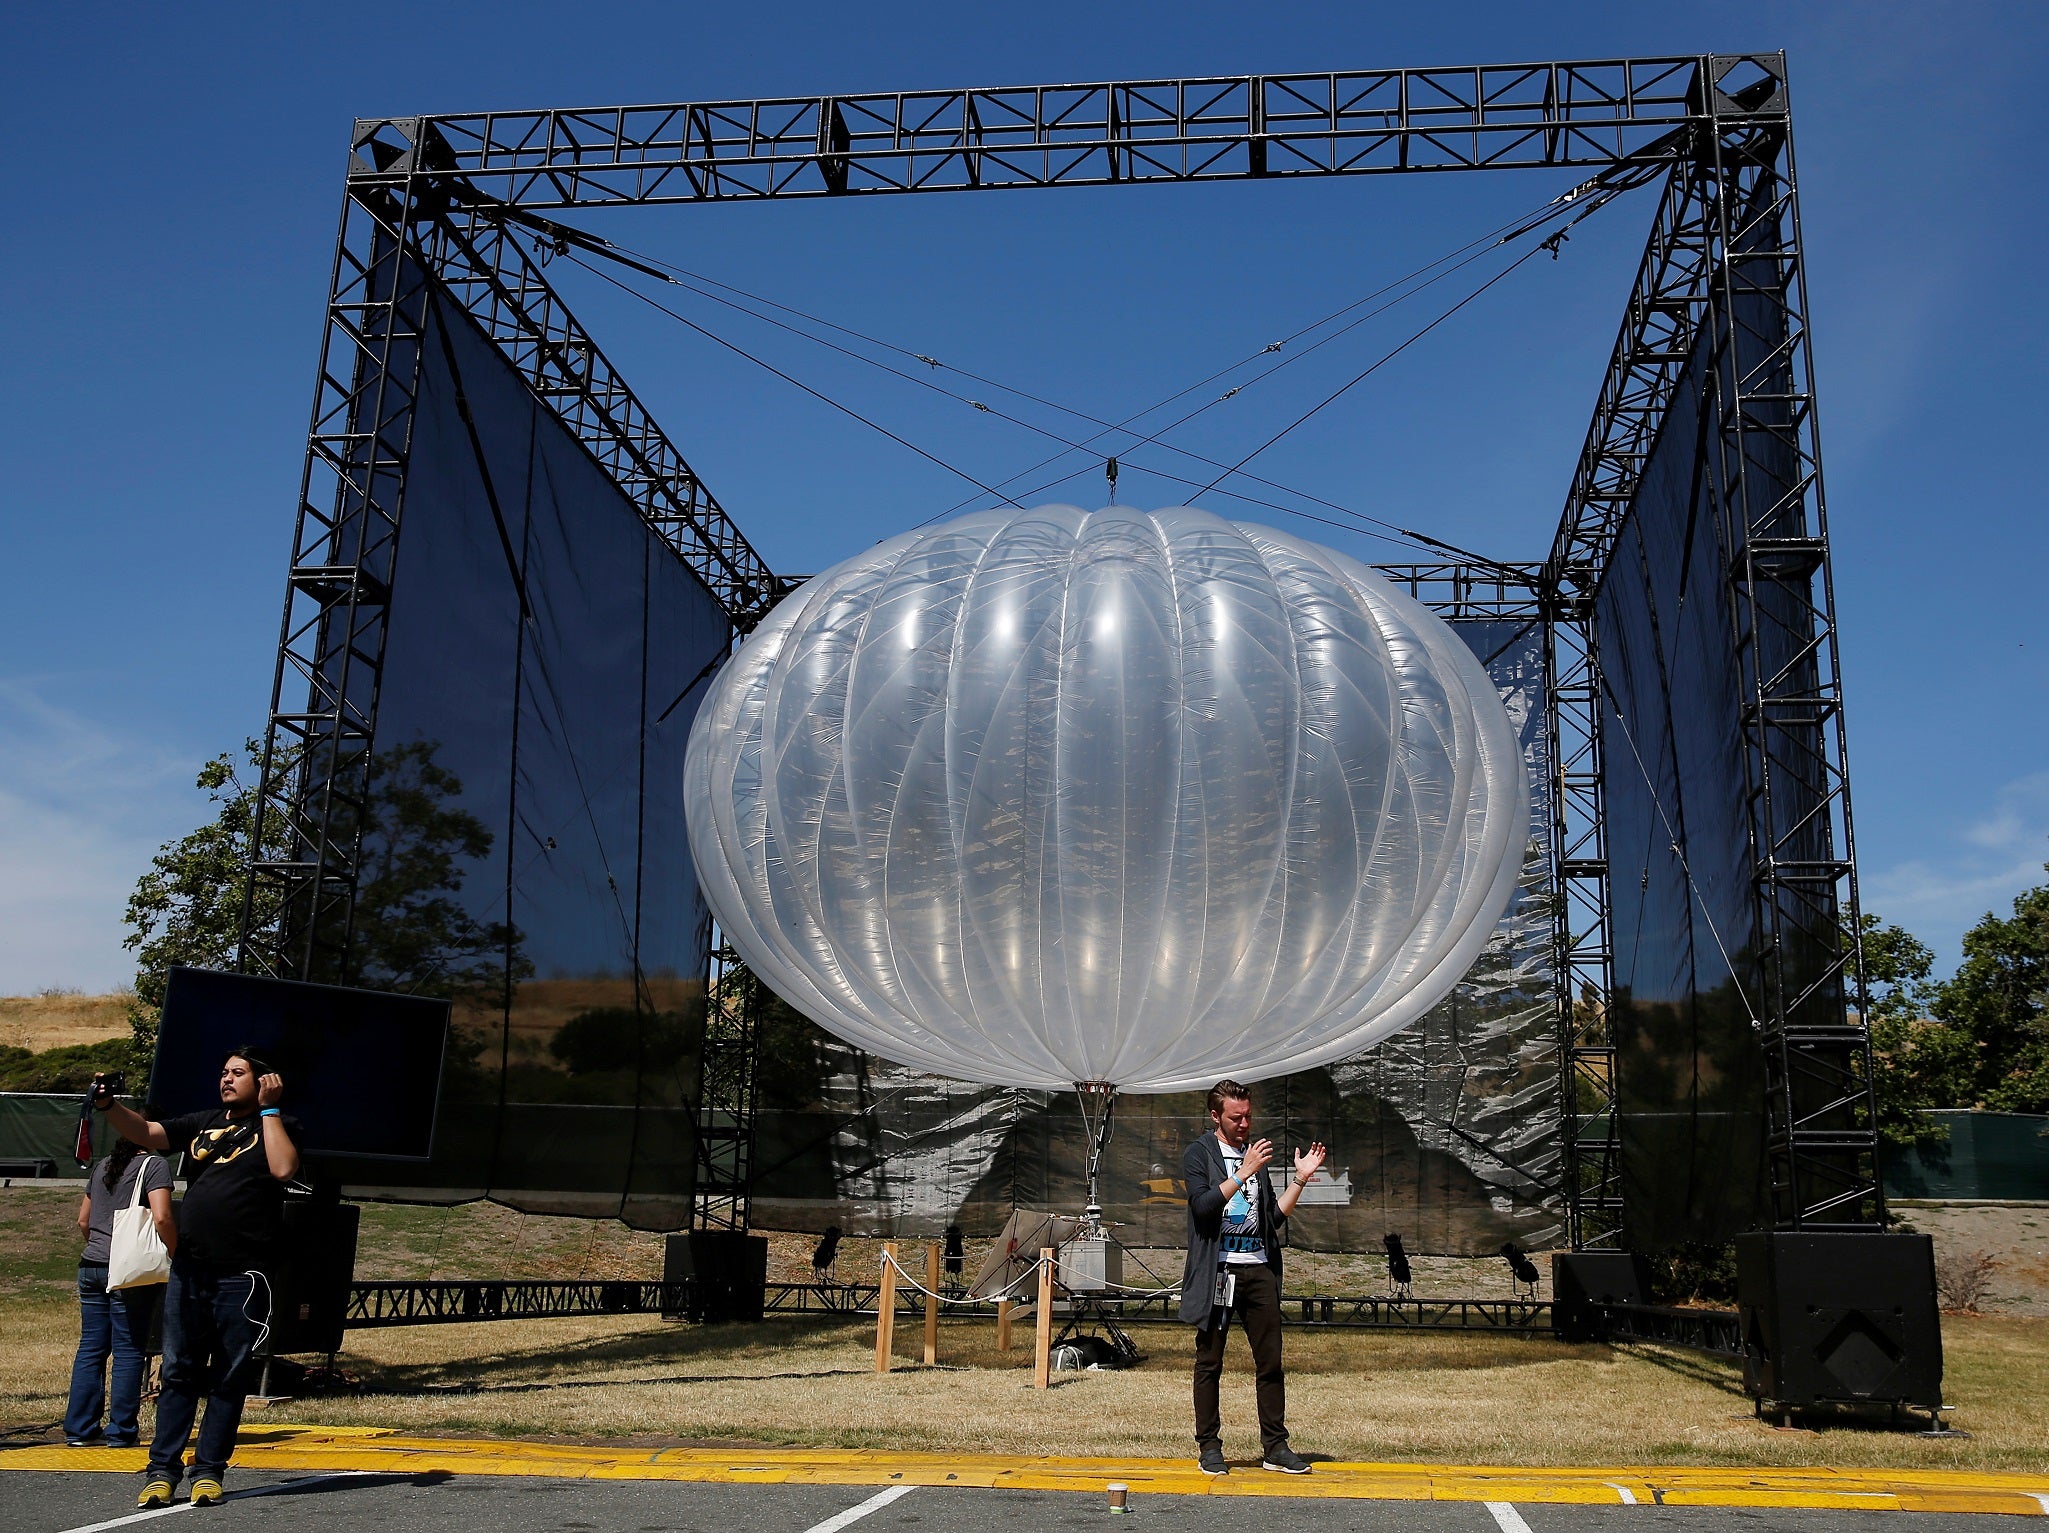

{"left": 0, "top": 993, "right": 132, "bottom": 1053}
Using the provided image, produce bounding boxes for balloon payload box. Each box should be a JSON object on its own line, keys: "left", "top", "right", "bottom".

{"left": 1058, "top": 1236, "right": 1123, "bottom": 1292}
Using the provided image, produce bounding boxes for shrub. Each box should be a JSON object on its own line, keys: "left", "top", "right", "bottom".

{"left": 1934, "top": 1247, "right": 1998, "bottom": 1313}
{"left": 1642, "top": 1239, "right": 1740, "bottom": 1305}
{"left": 0, "top": 1038, "right": 138, "bottom": 1094}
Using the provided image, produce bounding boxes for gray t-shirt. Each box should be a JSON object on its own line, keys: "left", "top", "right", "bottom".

{"left": 81, "top": 1155, "right": 174, "bottom": 1265}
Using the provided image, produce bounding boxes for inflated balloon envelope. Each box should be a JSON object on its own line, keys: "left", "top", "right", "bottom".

{"left": 684, "top": 505, "right": 1528, "bottom": 1095}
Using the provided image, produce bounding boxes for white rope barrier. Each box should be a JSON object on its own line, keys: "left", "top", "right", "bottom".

{"left": 877, "top": 1251, "right": 1043, "bottom": 1305}
{"left": 1088, "top": 1276, "right": 1183, "bottom": 1299}
{"left": 872, "top": 1242, "right": 1180, "bottom": 1387}
{"left": 878, "top": 1250, "right": 1181, "bottom": 1303}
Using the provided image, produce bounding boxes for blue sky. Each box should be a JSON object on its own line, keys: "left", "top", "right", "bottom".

{"left": 3, "top": 3, "right": 2044, "bottom": 994}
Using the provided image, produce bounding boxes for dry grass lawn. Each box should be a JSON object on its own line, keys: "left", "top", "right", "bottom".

{"left": 0, "top": 993, "right": 131, "bottom": 1054}
{"left": 7, "top": 1290, "right": 2048, "bottom": 1472}
{"left": 5, "top": 1184, "right": 2049, "bottom": 1472}
{"left": 260, "top": 1311, "right": 2049, "bottom": 1472}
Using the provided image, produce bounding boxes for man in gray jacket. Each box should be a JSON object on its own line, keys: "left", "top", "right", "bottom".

{"left": 1180, "top": 1078, "right": 1326, "bottom": 1476}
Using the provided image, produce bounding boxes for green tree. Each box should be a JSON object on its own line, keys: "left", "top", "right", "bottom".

{"left": 120, "top": 742, "right": 283, "bottom": 1066}
{"left": 1850, "top": 911, "right": 1973, "bottom": 1145}
{"left": 122, "top": 738, "right": 526, "bottom": 1073}
{"left": 0, "top": 1038, "right": 138, "bottom": 1093}
{"left": 348, "top": 738, "right": 525, "bottom": 999}
{"left": 1931, "top": 870, "right": 2049, "bottom": 1115}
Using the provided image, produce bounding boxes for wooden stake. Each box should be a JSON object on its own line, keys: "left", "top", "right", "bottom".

{"left": 923, "top": 1241, "right": 941, "bottom": 1366}
{"left": 997, "top": 1297, "right": 1014, "bottom": 1351}
{"left": 874, "top": 1240, "right": 899, "bottom": 1373}
{"left": 1033, "top": 1246, "right": 1055, "bottom": 1389}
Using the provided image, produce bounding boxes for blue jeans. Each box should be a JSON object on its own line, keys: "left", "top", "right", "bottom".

{"left": 64, "top": 1264, "right": 156, "bottom": 1445}
{"left": 145, "top": 1257, "right": 271, "bottom": 1486}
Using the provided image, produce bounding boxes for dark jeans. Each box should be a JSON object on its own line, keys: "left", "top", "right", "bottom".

{"left": 145, "top": 1256, "right": 271, "bottom": 1487}
{"left": 65, "top": 1264, "right": 157, "bottom": 1445}
{"left": 1192, "top": 1262, "right": 1288, "bottom": 1455}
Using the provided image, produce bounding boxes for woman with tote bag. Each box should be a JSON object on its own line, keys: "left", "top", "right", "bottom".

{"left": 66, "top": 1139, "right": 175, "bottom": 1447}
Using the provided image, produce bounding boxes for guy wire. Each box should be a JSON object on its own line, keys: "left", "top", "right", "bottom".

{"left": 513, "top": 181, "right": 1629, "bottom": 561}
{"left": 904, "top": 184, "right": 1636, "bottom": 529}
{"left": 1188, "top": 185, "right": 1627, "bottom": 501}
{"left": 529, "top": 175, "right": 1606, "bottom": 447}
{"left": 565, "top": 253, "right": 1025, "bottom": 510}
{"left": 570, "top": 247, "right": 1447, "bottom": 559}
{"left": 1596, "top": 667, "right": 1763, "bottom": 1029}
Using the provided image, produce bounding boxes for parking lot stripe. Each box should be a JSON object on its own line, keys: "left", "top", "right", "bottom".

{"left": 802, "top": 1484, "right": 918, "bottom": 1533}
{"left": 55, "top": 1473, "right": 361, "bottom": 1533}
{"left": 1486, "top": 1502, "right": 1536, "bottom": 1533}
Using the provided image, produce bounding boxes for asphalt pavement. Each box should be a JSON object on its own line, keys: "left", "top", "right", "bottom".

{"left": 3, "top": 1471, "right": 2045, "bottom": 1533}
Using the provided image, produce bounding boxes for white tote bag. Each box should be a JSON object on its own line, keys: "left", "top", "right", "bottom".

{"left": 106, "top": 1157, "right": 172, "bottom": 1290}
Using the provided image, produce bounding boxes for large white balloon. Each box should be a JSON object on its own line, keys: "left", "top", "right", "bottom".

{"left": 684, "top": 505, "right": 1527, "bottom": 1093}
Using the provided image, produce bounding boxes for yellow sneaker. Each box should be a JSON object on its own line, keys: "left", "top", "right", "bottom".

{"left": 189, "top": 1478, "right": 224, "bottom": 1507}
{"left": 137, "top": 1480, "right": 175, "bottom": 1508}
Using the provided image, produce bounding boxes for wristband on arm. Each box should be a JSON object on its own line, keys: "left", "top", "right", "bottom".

{"left": 260, "top": 1108, "right": 281, "bottom": 1119}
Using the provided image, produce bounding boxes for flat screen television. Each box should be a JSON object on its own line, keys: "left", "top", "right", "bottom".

{"left": 149, "top": 967, "right": 450, "bottom": 1160}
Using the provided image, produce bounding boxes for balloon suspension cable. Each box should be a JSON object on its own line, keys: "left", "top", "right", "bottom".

{"left": 1076, "top": 1082, "right": 1118, "bottom": 1233}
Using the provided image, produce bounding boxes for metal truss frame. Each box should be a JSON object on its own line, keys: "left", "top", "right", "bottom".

{"left": 1545, "top": 607, "right": 1625, "bottom": 1247}
{"left": 1707, "top": 107, "right": 1876, "bottom": 1230}
{"left": 236, "top": 158, "right": 785, "bottom": 986}
{"left": 241, "top": 175, "right": 427, "bottom": 986}
{"left": 344, "top": 1279, "right": 1725, "bottom": 1358}
{"left": 244, "top": 51, "right": 1877, "bottom": 1242}
{"left": 1374, "top": 562, "right": 1545, "bottom": 622}
{"left": 375, "top": 58, "right": 1706, "bottom": 206}
{"left": 694, "top": 942, "right": 764, "bottom": 1230}
{"left": 776, "top": 1286, "right": 1552, "bottom": 1332}
{"left": 1544, "top": 58, "right": 1878, "bottom": 1233}
{"left": 1599, "top": 1300, "right": 1743, "bottom": 1358}
{"left": 344, "top": 1276, "right": 1551, "bottom": 1334}
{"left": 348, "top": 1278, "right": 690, "bottom": 1328}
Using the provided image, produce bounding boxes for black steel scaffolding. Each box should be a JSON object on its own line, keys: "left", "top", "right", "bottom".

{"left": 695, "top": 942, "right": 764, "bottom": 1231}
{"left": 241, "top": 53, "right": 1877, "bottom": 1242}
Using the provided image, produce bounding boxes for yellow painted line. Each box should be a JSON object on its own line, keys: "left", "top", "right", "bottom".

{"left": 3, "top": 1429, "right": 2047, "bottom": 1514}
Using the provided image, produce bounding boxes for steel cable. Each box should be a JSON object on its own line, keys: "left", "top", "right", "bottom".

{"left": 568, "top": 248, "right": 1448, "bottom": 556}
{"left": 536, "top": 183, "right": 1632, "bottom": 557}
{"left": 565, "top": 253, "right": 1026, "bottom": 509}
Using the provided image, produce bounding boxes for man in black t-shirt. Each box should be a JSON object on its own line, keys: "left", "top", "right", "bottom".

{"left": 95, "top": 1046, "right": 301, "bottom": 1508}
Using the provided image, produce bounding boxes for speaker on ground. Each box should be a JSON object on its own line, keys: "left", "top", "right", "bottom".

{"left": 1550, "top": 1251, "right": 1650, "bottom": 1342}
{"left": 1735, "top": 1230, "right": 1942, "bottom": 1422}
{"left": 663, "top": 1230, "right": 769, "bottom": 1323}
{"left": 268, "top": 1199, "right": 361, "bottom": 1357}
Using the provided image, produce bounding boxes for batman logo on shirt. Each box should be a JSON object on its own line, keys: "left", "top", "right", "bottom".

{"left": 188, "top": 1123, "right": 260, "bottom": 1167}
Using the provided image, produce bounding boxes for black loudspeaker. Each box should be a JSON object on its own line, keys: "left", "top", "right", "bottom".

{"left": 1735, "top": 1231, "right": 1942, "bottom": 1420}
{"left": 1550, "top": 1251, "right": 1649, "bottom": 1342}
{"left": 664, "top": 1231, "right": 768, "bottom": 1323}
{"left": 268, "top": 1201, "right": 361, "bottom": 1356}
{"left": 139, "top": 1282, "right": 167, "bottom": 1359}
